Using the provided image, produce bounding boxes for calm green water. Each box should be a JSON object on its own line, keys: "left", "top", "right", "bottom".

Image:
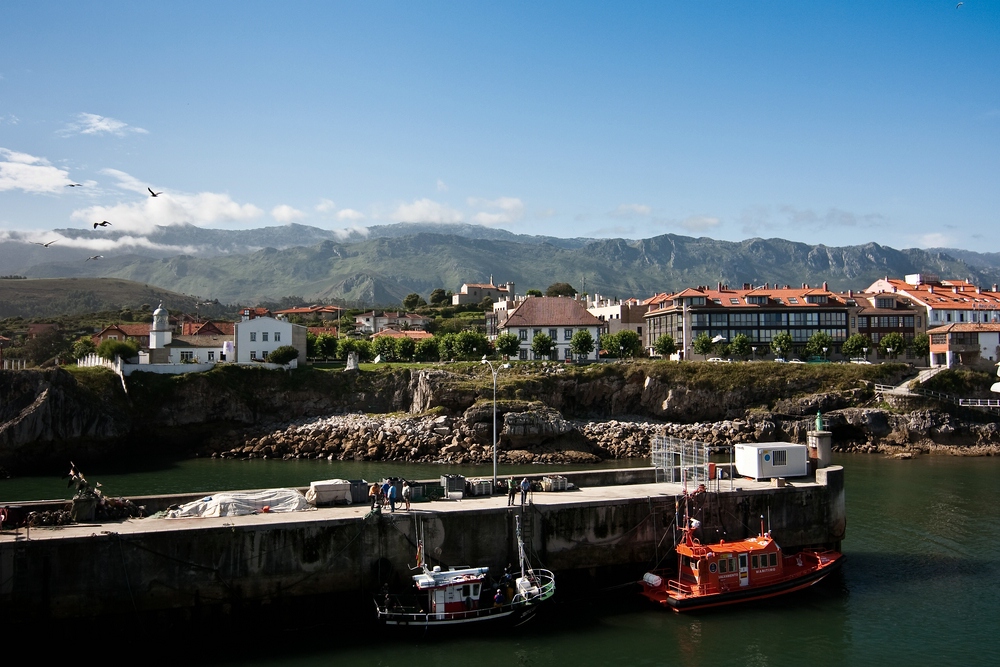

{"left": 6, "top": 454, "right": 999, "bottom": 666}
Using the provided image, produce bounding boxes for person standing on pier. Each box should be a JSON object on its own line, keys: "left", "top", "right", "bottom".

{"left": 369, "top": 482, "right": 379, "bottom": 511}
{"left": 520, "top": 477, "right": 530, "bottom": 506}
{"left": 388, "top": 481, "right": 398, "bottom": 513}
{"left": 402, "top": 481, "right": 412, "bottom": 511}
{"left": 507, "top": 477, "right": 516, "bottom": 506}
{"left": 381, "top": 479, "right": 391, "bottom": 508}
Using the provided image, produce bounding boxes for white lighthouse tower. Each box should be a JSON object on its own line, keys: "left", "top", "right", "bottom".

{"left": 149, "top": 303, "right": 172, "bottom": 349}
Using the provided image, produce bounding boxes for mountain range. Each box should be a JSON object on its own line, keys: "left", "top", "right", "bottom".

{"left": 4, "top": 223, "right": 1000, "bottom": 308}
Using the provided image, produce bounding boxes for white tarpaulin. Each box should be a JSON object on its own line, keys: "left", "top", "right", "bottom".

{"left": 164, "top": 488, "right": 312, "bottom": 518}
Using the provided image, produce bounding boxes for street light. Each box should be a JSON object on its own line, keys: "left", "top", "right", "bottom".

{"left": 822, "top": 346, "right": 828, "bottom": 362}
{"left": 863, "top": 346, "right": 868, "bottom": 362}
{"left": 887, "top": 347, "right": 894, "bottom": 361}
{"left": 751, "top": 346, "right": 757, "bottom": 362}
{"left": 481, "top": 355, "right": 510, "bottom": 490}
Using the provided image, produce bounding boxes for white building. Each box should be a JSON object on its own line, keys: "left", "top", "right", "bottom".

{"left": 234, "top": 315, "right": 307, "bottom": 364}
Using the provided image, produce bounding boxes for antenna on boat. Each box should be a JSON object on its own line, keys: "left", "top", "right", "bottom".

{"left": 767, "top": 507, "right": 772, "bottom": 537}
{"left": 760, "top": 514, "right": 765, "bottom": 538}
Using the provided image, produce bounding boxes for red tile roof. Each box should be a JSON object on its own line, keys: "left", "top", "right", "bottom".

{"left": 927, "top": 323, "right": 1000, "bottom": 334}
{"left": 307, "top": 326, "right": 339, "bottom": 336}
{"left": 182, "top": 321, "right": 235, "bottom": 336}
{"left": 502, "top": 297, "right": 602, "bottom": 328}
{"left": 371, "top": 329, "right": 434, "bottom": 340}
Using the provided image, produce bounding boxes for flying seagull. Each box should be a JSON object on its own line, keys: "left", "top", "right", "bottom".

{"left": 93, "top": 221, "right": 112, "bottom": 228}
{"left": 148, "top": 187, "right": 162, "bottom": 197}
{"left": 31, "top": 240, "right": 58, "bottom": 247}
{"left": 66, "top": 183, "right": 83, "bottom": 187}
{"left": 85, "top": 255, "right": 104, "bottom": 261}
{"left": 957, "top": 2, "right": 963, "bottom": 7}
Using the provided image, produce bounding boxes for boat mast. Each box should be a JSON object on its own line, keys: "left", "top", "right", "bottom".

{"left": 516, "top": 514, "right": 527, "bottom": 579}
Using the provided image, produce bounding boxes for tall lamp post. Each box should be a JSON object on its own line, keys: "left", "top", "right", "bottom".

{"left": 481, "top": 356, "right": 510, "bottom": 490}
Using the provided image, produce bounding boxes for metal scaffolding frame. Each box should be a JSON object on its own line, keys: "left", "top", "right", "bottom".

{"left": 651, "top": 436, "right": 734, "bottom": 491}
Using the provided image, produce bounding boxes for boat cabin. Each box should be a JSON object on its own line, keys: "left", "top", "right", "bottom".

{"left": 412, "top": 566, "right": 488, "bottom": 617}
{"left": 676, "top": 534, "right": 784, "bottom": 594}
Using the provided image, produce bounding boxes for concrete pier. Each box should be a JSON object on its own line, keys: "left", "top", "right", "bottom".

{"left": 0, "top": 466, "right": 845, "bottom": 627}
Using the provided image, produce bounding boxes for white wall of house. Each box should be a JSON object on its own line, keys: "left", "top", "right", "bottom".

{"left": 234, "top": 316, "right": 294, "bottom": 363}
{"left": 508, "top": 325, "right": 603, "bottom": 361}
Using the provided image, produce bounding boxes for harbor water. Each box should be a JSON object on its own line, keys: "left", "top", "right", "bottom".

{"left": 3, "top": 453, "right": 998, "bottom": 666}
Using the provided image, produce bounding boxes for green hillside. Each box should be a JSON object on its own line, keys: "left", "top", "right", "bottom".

{"left": 0, "top": 278, "right": 210, "bottom": 318}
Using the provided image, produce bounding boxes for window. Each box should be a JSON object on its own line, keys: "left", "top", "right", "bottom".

{"left": 564, "top": 348, "right": 572, "bottom": 360}
{"left": 181, "top": 351, "right": 193, "bottom": 361}
{"left": 752, "top": 555, "right": 759, "bottom": 569}
{"left": 262, "top": 332, "right": 269, "bottom": 342}
{"left": 788, "top": 297, "right": 799, "bottom": 304}
{"left": 549, "top": 329, "right": 558, "bottom": 340}
{"left": 108, "top": 334, "right": 118, "bottom": 340}
{"left": 274, "top": 332, "right": 281, "bottom": 342}
{"left": 769, "top": 552, "right": 777, "bottom": 567}
{"left": 518, "top": 329, "right": 527, "bottom": 341}
{"left": 564, "top": 328, "right": 573, "bottom": 341}
{"left": 519, "top": 349, "right": 527, "bottom": 360}
{"left": 207, "top": 351, "right": 215, "bottom": 361}
{"left": 730, "top": 298, "right": 740, "bottom": 305}
{"left": 533, "top": 329, "right": 541, "bottom": 339}
{"left": 250, "top": 351, "right": 257, "bottom": 359}
{"left": 747, "top": 295, "right": 768, "bottom": 305}
{"left": 250, "top": 332, "right": 257, "bottom": 341}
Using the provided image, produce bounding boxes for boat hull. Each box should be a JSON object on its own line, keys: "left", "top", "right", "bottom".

{"left": 642, "top": 553, "right": 843, "bottom": 612}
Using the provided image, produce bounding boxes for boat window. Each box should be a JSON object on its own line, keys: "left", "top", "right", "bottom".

{"left": 473, "top": 584, "right": 480, "bottom": 597}
{"left": 463, "top": 584, "right": 471, "bottom": 598}
{"left": 719, "top": 559, "right": 727, "bottom": 573}
{"left": 769, "top": 553, "right": 777, "bottom": 567}
{"left": 752, "top": 555, "right": 759, "bottom": 569}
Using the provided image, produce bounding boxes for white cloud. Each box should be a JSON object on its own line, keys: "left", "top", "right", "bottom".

{"left": 272, "top": 204, "right": 305, "bottom": 223}
{"left": 60, "top": 112, "right": 148, "bottom": 137}
{"left": 0, "top": 114, "right": 18, "bottom": 125}
{"left": 315, "top": 198, "right": 337, "bottom": 213}
{"left": 741, "top": 205, "right": 884, "bottom": 236}
{"left": 393, "top": 198, "right": 464, "bottom": 223}
{"left": 0, "top": 147, "right": 72, "bottom": 193}
{"left": 468, "top": 196, "right": 525, "bottom": 225}
{"left": 436, "top": 179, "right": 448, "bottom": 192}
{"left": 336, "top": 208, "right": 365, "bottom": 221}
{"left": 331, "top": 224, "right": 370, "bottom": 239}
{"left": 3, "top": 229, "right": 201, "bottom": 254}
{"left": 610, "top": 203, "right": 652, "bottom": 219}
{"left": 70, "top": 169, "right": 263, "bottom": 233}
{"left": 916, "top": 232, "right": 954, "bottom": 248}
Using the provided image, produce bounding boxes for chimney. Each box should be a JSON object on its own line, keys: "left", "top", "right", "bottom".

{"left": 823, "top": 282, "right": 828, "bottom": 291}
{"left": 994, "top": 284, "right": 998, "bottom": 292}
{"left": 848, "top": 289, "right": 853, "bottom": 297}
{"left": 718, "top": 282, "right": 723, "bottom": 291}
{"left": 929, "top": 285, "right": 934, "bottom": 294}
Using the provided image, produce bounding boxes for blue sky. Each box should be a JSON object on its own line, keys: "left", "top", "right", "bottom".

{"left": 1, "top": 1, "right": 998, "bottom": 252}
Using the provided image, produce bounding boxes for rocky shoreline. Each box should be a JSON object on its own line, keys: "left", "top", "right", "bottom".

{"left": 207, "top": 403, "right": 1000, "bottom": 464}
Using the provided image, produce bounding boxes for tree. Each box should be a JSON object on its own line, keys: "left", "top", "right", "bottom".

{"left": 841, "top": 333, "right": 872, "bottom": 360}
{"left": 402, "top": 293, "right": 421, "bottom": 310}
{"left": 317, "top": 333, "right": 338, "bottom": 360}
{"left": 494, "top": 333, "right": 521, "bottom": 359}
{"left": 96, "top": 338, "right": 139, "bottom": 362}
{"left": 879, "top": 332, "right": 905, "bottom": 359}
{"left": 653, "top": 334, "right": 677, "bottom": 358}
{"left": 267, "top": 345, "right": 299, "bottom": 365}
{"left": 455, "top": 330, "right": 489, "bottom": 360}
{"left": 429, "top": 288, "right": 449, "bottom": 306}
{"left": 531, "top": 332, "right": 555, "bottom": 359}
{"left": 616, "top": 330, "right": 643, "bottom": 358}
{"left": 525, "top": 289, "right": 543, "bottom": 297}
{"left": 804, "top": 331, "right": 834, "bottom": 359}
{"left": 438, "top": 333, "right": 458, "bottom": 361}
{"left": 306, "top": 332, "right": 318, "bottom": 359}
{"left": 569, "top": 330, "right": 595, "bottom": 359}
{"left": 770, "top": 332, "right": 794, "bottom": 360}
{"left": 72, "top": 337, "right": 96, "bottom": 360}
{"left": 394, "top": 336, "right": 416, "bottom": 361}
{"left": 23, "top": 328, "right": 70, "bottom": 365}
{"left": 415, "top": 338, "right": 440, "bottom": 362}
{"left": 373, "top": 335, "right": 397, "bottom": 361}
{"left": 693, "top": 332, "right": 715, "bottom": 360}
{"left": 598, "top": 333, "right": 617, "bottom": 357}
{"left": 729, "top": 333, "right": 752, "bottom": 360}
{"left": 545, "top": 282, "right": 577, "bottom": 297}
{"left": 910, "top": 333, "right": 930, "bottom": 360}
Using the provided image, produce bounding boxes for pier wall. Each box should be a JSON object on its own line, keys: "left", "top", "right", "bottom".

{"left": 0, "top": 466, "right": 844, "bottom": 625}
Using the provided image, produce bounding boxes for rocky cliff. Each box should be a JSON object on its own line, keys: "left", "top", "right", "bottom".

{"left": 1, "top": 363, "right": 996, "bottom": 474}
